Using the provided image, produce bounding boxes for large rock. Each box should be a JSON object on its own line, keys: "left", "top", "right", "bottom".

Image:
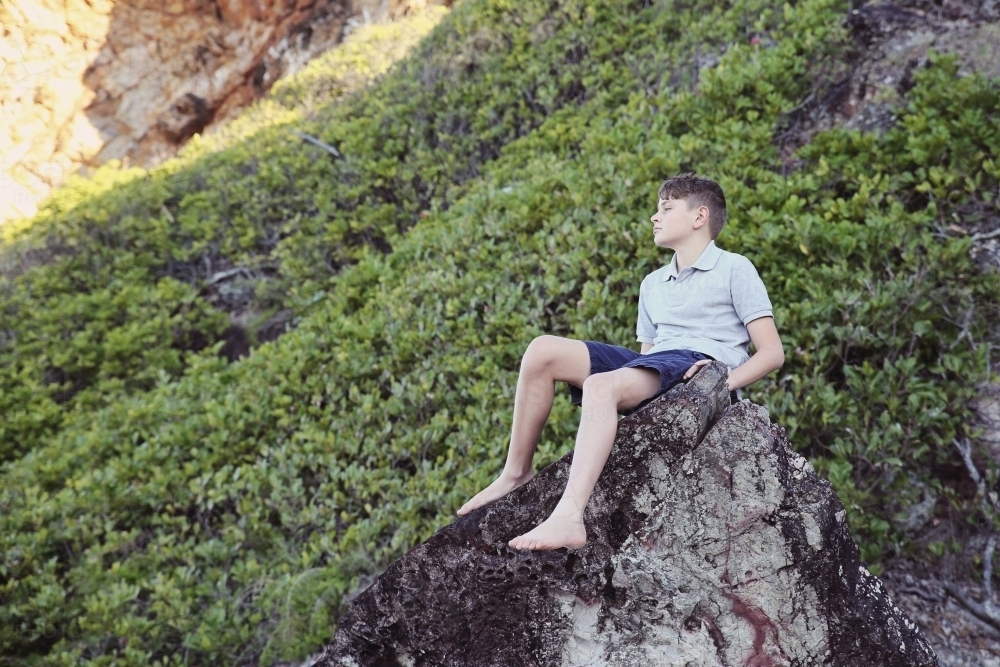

{"left": 321, "top": 362, "right": 938, "bottom": 666}
{"left": 0, "top": 0, "right": 443, "bottom": 225}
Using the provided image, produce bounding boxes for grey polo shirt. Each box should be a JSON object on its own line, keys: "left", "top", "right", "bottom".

{"left": 636, "top": 240, "right": 773, "bottom": 370}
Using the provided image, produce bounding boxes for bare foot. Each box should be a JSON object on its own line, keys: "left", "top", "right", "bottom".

{"left": 508, "top": 514, "right": 586, "bottom": 550}
{"left": 457, "top": 471, "right": 533, "bottom": 516}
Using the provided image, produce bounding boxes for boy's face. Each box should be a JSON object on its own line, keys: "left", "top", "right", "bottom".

{"left": 650, "top": 196, "right": 706, "bottom": 248}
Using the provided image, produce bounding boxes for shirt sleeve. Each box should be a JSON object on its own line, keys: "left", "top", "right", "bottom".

{"left": 636, "top": 277, "right": 656, "bottom": 344}
{"left": 730, "top": 256, "right": 773, "bottom": 325}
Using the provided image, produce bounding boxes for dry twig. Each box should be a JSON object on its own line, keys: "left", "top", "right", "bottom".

{"left": 949, "top": 438, "right": 1000, "bottom": 627}
{"left": 290, "top": 129, "right": 343, "bottom": 159}
{"left": 943, "top": 583, "right": 1000, "bottom": 631}
{"left": 971, "top": 228, "right": 1000, "bottom": 243}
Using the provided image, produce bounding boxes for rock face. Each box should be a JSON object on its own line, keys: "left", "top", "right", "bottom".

{"left": 321, "top": 362, "right": 938, "bottom": 666}
{"left": 779, "top": 0, "right": 1000, "bottom": 154}
{"left": 0, "top": 0, "right": 441, "bottom": 224}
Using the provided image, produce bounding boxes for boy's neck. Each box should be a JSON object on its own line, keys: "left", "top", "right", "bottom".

{"left": 671, "top": 236, "right": 713, "bottom": 272}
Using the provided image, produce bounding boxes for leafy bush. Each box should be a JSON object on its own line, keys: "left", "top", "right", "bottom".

{"left": 3, "top": 0, "right": 656, "bottom": 461}
{"left": 1, "top": 0, "right": 998, "bottom": 665}
{"left": 0, "top": 14, "right": 448, "bottom": 463}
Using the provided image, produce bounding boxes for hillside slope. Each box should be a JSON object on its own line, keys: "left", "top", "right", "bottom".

{"left": 1, "top": 0, "right": 638, "bottom": 462}
{"left": 1, "top": 0, "right": 999, "bottom": 665}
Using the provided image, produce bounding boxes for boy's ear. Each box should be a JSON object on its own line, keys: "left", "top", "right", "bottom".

{"left": 692, "top": 205, "right": 711, "bottom": 229}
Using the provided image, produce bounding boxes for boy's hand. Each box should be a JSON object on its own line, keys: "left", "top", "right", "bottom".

{"left": 683, "top": 359, "right": 712, "bottom": 380}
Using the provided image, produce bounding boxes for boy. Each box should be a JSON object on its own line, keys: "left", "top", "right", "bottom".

{"left": 456, "top": 173, "right": 784, "bottom": 551}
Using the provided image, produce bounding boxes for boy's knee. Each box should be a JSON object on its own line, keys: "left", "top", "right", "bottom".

{"left": 530, "top": 334, "right": 563, "bottom": 349}
{"left": 581, "top": 373, "right": 617, "bottom": 402}
{"left": 522, "top": 335, "right": 561, "bottom": 373}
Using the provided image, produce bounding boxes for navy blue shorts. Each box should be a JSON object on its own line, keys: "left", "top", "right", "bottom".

{"left": 568, "top": 341, "right": 709, "bottom": 416}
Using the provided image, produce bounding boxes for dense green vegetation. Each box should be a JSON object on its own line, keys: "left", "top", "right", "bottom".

{"left": 2, "top": 0, "right": 631, "bottom": 461}
{"left": 0, "top": 11, "right": 448, "bottom": 462}
{"left": 1, "top": 0, "right": 998, "bottom": 664}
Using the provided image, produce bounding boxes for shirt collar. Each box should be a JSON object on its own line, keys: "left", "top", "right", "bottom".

{"left": 663, "top": 240, "right": 723, "bottom": 280}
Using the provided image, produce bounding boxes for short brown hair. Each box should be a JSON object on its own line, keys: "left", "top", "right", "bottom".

{"left": 657, "top": 173, "right": 727, "bottom": 239}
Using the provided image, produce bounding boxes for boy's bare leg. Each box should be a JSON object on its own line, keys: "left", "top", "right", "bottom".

{"left": 508, "top": 367, "right": 661, "bottom": 550}
{"left": 457, "top": 336, "right": 590, "bottom": 516}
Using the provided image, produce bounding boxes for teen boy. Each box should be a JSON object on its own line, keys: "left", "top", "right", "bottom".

{"left": 456, "top": 173, "right": 785, "bottom": 551}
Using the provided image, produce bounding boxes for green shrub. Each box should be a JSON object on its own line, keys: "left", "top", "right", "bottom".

{"left": 0, "top": 12, "right": 448, "bottom": 463}
{"left": 3, "top": 0, "right": 658, "bottom": 461}
{"left": 0, "top": 262, "right": 228, "bottom": 460}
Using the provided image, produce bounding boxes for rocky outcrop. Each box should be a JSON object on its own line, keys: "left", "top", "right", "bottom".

{"left": 778, "top": 0, "right": 1000, "bottom": 156}
{"left": 0, "top": 0, "right": 442, "bottom": 224}
{"left": 322, "top": 362, "right": 937, "bottom": 666}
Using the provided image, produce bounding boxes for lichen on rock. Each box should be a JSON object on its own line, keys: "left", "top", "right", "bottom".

{"left": 321, "top": 361, "right": 936, "bottom": 666}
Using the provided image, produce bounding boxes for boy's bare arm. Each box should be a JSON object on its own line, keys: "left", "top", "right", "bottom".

{"left": 682, "top": 317, "right": 784, "bottom": 390}
{"left": 640, "top": 343, "right": 653, "bottom": 354}
{"left": 726, "top": 317, "right": 784, "bottom": 390}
